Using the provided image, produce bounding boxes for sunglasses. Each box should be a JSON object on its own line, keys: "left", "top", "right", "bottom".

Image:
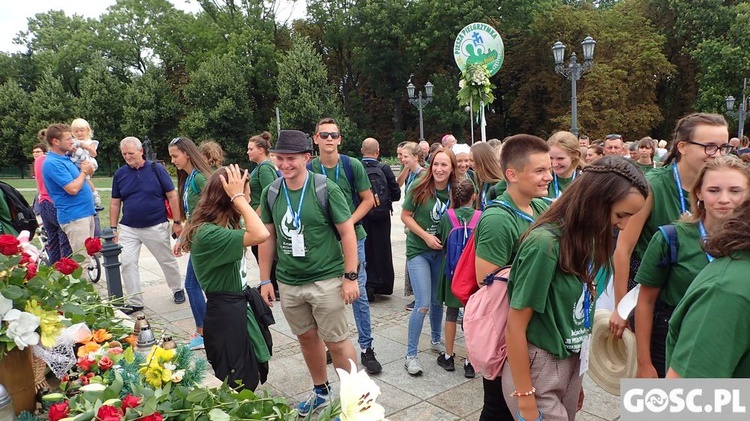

{"left": 317, "top": 132, "right": 340, "bottom": 140}
{"left": 169, "top": 137, "right": 183, "bottom": 145}
{"left": 605, "top": 134, "right": 622, "bottom": 140}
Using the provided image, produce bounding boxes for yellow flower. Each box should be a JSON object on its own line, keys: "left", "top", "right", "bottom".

{"left": 139, "top": 362, "right": 172, "bottom": 388}
{"left": 24, "top": 299, "right": 63, "bottom": 347}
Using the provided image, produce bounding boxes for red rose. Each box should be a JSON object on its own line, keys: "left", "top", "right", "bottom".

{"left": 98, "top": 355, "right": 114, "bottom": 371}
{"left": 138, "top": 412, "right": 163, "bottom": 421}
{"left": 84, "top": 237, "right": 102, "bottom": 256}
{"left": 77, "top": 355, "right": 95, "bottom": 372}
{"left": 79, "top": 375, "right": 90, "bottom": 385}
{"left": 54, "top": 257, "right": 79, "bottom": 275}
{"left": 97, "top": 405, "right": 123, "bottom": 421}
{"left": 121, "top": 394, "right": 141, "bottom": 410}
{"left": 0, "top": 234, "right": 19, "bottom": 256}
{"left": 25, "top": 262, "right": 37, "bottom": 280}
{"left": 19, "top": 252, "right": 31, "bottom": 265}
{"left": 49, "top": 401, "right": 70, "bottom": 421}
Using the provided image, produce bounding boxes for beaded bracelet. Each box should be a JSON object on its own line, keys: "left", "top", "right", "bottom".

{"left": 259, "top": 280, "right": 272, "bottom": 286}
{"left": 510, "top": 386, "right": 536, "bottom": 397}
{"left": 230, "top": 193, "right": 245, "bottom": 202}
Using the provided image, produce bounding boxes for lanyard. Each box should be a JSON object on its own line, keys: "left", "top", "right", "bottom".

{"left": 183, "top": 169, "right": 197, "bottom": 217}
{"left": 583, "top": 283, "right": 592, "bottom": 330}
{"left": 321, "top": 158, "right": 340, "bottom": 182}
{"left": 492, "top": 200, "right": 535, "bottom": 223}
{"left": 435, "top": 186, "right": 451, "bottom": 219}
{"left": 282, "top": 172, "right": 310, "bottom": 229}
{"left": 553, "top": 171, "right": 577, "bottom": 199}
{"left": 672, "top": 163, "right": 689, "bottom": 215}
{"left": 406, "top": 167, "right": 422, "bottom": 189}
{"left": 480, "top": 183, "right": 491, "bottom": 210}
{"left": 697, "top": 221, "right": 716, "bottom": 263}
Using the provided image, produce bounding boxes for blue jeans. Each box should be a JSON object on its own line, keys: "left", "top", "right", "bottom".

{"left": 185, "top": 257, "right": 206, "bottom": 329}
{"left": 39, "top": 200, "right": 71, "bottom": 264}
{"left": 352, "top": 237, "right": 373, "bottom": 350}
{"left": 406, "top": 249, "right": 444, "bottom": 357}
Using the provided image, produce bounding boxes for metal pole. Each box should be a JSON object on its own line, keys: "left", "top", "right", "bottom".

{"left": 570, "top": 66, "right": 579, "bottom": 137}
{"left": 100, "top": 227, "right": 123, "bottom": 299}
{"left": 417, "top": 91, "right": 425, "bottom": 141}
{"left": 276, "top": 107, "right": 281, "bottom": 134}
{"left": 740, "top": 78, "right": 747, "bottom": 140}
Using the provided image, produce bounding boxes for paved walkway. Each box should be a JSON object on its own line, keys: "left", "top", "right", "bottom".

{"left": 108, "top": 197, "right": 621, "bottom": 420}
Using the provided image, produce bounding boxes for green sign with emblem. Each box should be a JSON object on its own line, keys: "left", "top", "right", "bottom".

{"left": 453, "top": 22, "right": 504, "bottom": 77}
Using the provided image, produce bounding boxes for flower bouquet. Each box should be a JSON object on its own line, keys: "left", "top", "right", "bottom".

{"left": 457, "top": 63, "right": 496, "bottom": 115}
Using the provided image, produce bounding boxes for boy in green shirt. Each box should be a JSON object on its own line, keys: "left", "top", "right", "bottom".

{"left": 308, "top": 117, "right": 381, "bottom": 375}
{"left": 473, "top": 134, "right": 552, "bottom": 421}
{"left": 258, "top": 130, "right": 360, "bottom": 417}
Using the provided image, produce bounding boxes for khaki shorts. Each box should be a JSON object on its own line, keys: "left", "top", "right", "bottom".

{"left": 278, "top": 277, "right": 349, "bottom": 343}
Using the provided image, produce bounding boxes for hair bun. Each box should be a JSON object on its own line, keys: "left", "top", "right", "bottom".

{"left": 261, "top": 131, "right": 272, "bottom": 141}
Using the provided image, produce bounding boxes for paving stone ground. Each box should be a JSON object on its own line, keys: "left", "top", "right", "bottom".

{"left": 106, "top": 194, "right": 622, "bottom": 420}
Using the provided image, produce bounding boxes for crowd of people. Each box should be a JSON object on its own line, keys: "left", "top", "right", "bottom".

{"left": 5, "top": 112, "right": 750, "bottom": 420}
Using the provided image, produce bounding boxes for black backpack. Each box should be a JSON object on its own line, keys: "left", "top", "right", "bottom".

{"left": 363, "top": 160, "right": 391, "bottom": 220}
{"left": 0, "top": 181, "right": 37, "bottom": 238}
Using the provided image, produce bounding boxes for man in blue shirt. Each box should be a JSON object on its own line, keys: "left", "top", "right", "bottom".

{"left": 42, "top": 123, "right": 96, "bottom": 270}
{"left": 110, "top": 137, "right": 185, "bottom": 315}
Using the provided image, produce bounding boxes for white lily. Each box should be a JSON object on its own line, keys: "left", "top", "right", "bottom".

{"left": 335, "top": 359, "right": 387, "bottom": 421}
{"left": 5, "top": 310, "right": 40, "bottom": 349}
{"left": 0, "top": 294, "right": 12, "bottom": 319}
{"left": 79, "top": 383, "right": 107, "bottom": 392}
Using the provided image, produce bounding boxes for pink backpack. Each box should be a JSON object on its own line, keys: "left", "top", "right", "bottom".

{"left": 463, "top": 266, "right": 511, "bottom": 380}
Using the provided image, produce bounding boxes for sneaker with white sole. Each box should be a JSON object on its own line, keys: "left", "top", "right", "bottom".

{"left": 404, "top": 355, "right": 423, "bottom": 375}
{"left": 430, "top": 341, "right": 445, "bottom": 354}
{"left": 188, "top": 333, "right": 205, "bottom": 350}
{"left": 297, "top": 386, "right": 331, "bottom": 416}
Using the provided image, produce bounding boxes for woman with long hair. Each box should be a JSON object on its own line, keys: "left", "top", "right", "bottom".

{"left": 610, "top": 113, "right": 731, "bottom": 337}
{"left": 169, "top": 136, "right": 214, "bottom": 350}
{"left": 199, "top": 140, "right": 225, "bottom": 169}
{"left": 470, "top": 142, "right": 504, "bottom": 210}
{"left": 547, "top": 131, "right": 585, "bottom": 201}
{"left": 401, "top": 148, "right": 457, "bottom": 375}
{"left": 666, "top": 198, "right": 750, "bottom": 378}
{"left": 635, "top": 137, "right": 657, "bottom": 173}
{"left": 504, "top": 156, "right": 649, "bottom": 420}
{"left": 635, "top": 155, "right": 750, "bottom": 378}
{"left": 247, "top": 131, "right": 280, "bottom": 295}
{"left": 181, "top": 165, "right": 270, "bottom": 390}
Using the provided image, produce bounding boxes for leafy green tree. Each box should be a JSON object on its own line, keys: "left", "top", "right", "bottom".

{"left": 0, "top": 80, "right": 32, "bottom": 171}
{"left": 180, "top": 53, "right": 255, "bottom": 162}
{"left": 25, "top": 70, "right": 74, "bottom": 152}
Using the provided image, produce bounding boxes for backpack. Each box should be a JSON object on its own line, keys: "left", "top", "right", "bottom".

{"left": 0, "top": 181, "right": 37, "bottom": 238}
{"left": 463, "top": 265, "right": 511, "bottom": 380}
{"left": 362, "top": 159, "right": 391, "bottom": 220}
{"left": 266, "top": 173, "right": 342, "bottom": 239}
{"left": 657, "top": 224, "right": 678, "bottom": 266}
{"left": 444, "top": 209, "right": 482, "bottom": 282}
{"left": 307, "top": 155, "right": 358, "bottom": 207}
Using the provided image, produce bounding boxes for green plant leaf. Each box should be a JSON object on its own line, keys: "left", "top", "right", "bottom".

{"left": 186, "top": 388, "right": 208, "bottom": 403}
{"left": 208, "top": 408, "right": 230, "bottom": 421}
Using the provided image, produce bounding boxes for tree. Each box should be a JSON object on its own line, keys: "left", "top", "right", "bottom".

{"left": 180, "top": 53, "right": 255, "bottom": 162}
{"left": 0, "top": 80, "right": 32, "bottom": 171}
{"left": 25, "top": 70, "right": 74, "bottom": 152}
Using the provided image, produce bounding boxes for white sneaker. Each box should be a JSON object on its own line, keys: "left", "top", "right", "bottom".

{"left": 430, "top": 341, "right": 445, "bottom": 354}
{"left": 405, "top": 356, "right": 423, "bottom": 375}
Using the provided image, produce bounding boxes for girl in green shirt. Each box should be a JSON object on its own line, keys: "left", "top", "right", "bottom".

{"left": 666, "top": 199, "right": 750, "bottom": 378}
{"left": 635, "top": 155, "right": 750, "bottom": 378}
{"left": 504, "top": 156, "right": 649, "bottom": 421}
{"left": 469, "top": 142, "right": 504, "bottom": 210}
{"left": 635, "top": 137, "right": 658, "bottom": 173}
{"left": 401, "top": 148, "right": 457, "bottom": 375}
{"left": 181, "top": 165, "right": 270, "bottom": 390}
{"left": 547, "top": 131, "right": 584, "bottom": 202}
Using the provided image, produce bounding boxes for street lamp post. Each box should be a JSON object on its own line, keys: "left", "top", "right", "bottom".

{"left": 552, "top": 36, "right": 596, "bottom": 137}
{"left": 407, "top": 80, "right": 434, "bottom": 141}
{"left": 726, "top": 78, "right": 748, "bottom": 140}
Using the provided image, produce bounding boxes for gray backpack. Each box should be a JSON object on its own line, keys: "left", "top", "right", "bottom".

{"left": 266, "top": 173, "right": 341, "bottom": 239}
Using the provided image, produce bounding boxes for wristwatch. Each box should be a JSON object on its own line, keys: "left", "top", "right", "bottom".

{"left": 343, "top": 271, "right": 358, "bottom": 281}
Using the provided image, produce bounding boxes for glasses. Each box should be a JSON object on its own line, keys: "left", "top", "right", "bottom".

{"left": 169, "top": 137, "right": 183, "bottom": 145}
{"left": 685, "top": 140, "right": 733, "bottom": 156}
{"left": 605, "top": 134, "right": 622, "bottom": 140}
{"left": 317, "top": 132, "right": 340, "bottom": 140}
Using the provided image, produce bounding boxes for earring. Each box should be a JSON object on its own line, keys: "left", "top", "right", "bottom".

{"left": 697, "top": 199, "right": 704, "bottom": 209}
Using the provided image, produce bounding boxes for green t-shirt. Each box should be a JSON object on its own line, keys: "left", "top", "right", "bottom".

{"left": 437, "top": 206, "right": 479, "bottom": 308}
{"left": 475, "top": 192, "right": 548, "bottom": 267}
{"left": 189, "top": 223, "right": 270, "bottom": 363}
{"left": 634, "top": 165, "right": 689, "bottom": 259}
{"left": 635, "top": 221, "right": 710, "bottom": 307}
{"left": 546, "top": 173, "right": 577, "bottom": 200}
{"left": 489, "top": 180, "right": 508, "bottom": 201}
{"left": 0, "top": 189, "right": 16, "bottom": 235}
{"left": 635, "top": 161, "right": 656, "bottom": 174}
{"left": 666, "top": 252, "right": 750, "bottom": 378}
{"left": 309, "top": 156, "right": 371, "bottom": 240}
{"left": 404, "top": 167, "right": 426, "bottom": 193}
{"left": 260, "top": 173, "right": 351, "bottom": 285}
{"left": 402, "top": 186, "right": 451, "bottom": 260}
{"left": 508, "top": 225, "right": 596, "bottom": 360}
{"left": 185, "top": 172, "right": 207, "bottom": 220}
{"left": 250, "top": 161, "right": 279, "bottom": 211}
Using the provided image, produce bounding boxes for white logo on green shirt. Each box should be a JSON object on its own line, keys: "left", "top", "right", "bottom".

{"left": 280, "top": 208, "right": 301, "bottom": 239}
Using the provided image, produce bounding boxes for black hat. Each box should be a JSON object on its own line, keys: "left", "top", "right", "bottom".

{"left": 270, "top": 130, "right": 312, "bottom": 154}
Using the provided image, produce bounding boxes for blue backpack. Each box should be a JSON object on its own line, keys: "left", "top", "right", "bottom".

{"left": 444, "top": 209, "right": 482, "bottom": 281}
{"left": 657, "top": 224, "right": 679, "bottom": 266}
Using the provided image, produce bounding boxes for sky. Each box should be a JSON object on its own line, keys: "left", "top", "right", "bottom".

{"left": 0, "top": 0, "right": 307, "bottom": 54}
